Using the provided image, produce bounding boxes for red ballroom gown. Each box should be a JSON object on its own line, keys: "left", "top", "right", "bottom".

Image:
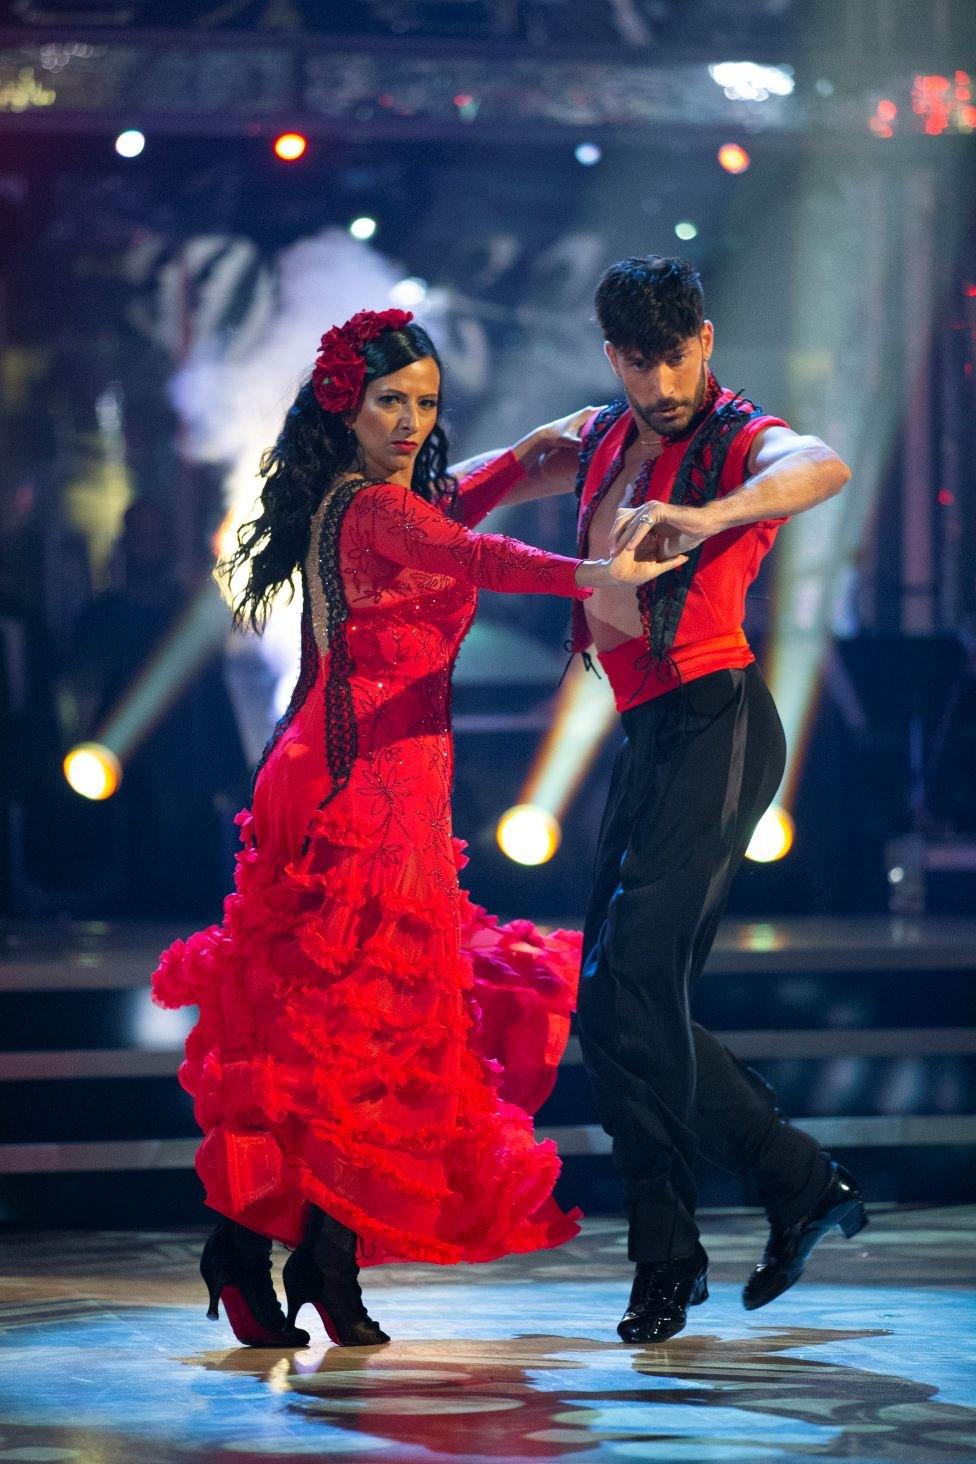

{"left": 152, "top": 450, "right": 589, "bottom": 1265}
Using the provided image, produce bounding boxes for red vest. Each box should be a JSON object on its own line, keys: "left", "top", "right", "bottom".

{"left": 571, "top": 390, "right": 788, "bottom": 711}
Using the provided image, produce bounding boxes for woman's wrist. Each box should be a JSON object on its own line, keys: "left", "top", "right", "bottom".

{"left": 510, "top": 427, "right": 547, "bottom": 468}
{"left": 574, "top": 558, "right": 611, "bottom": 589}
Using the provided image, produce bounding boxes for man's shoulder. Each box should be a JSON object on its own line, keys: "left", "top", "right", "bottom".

{"left": 584, "top": 398, "right": 630, "bottom": 442}
{"left": 576, "top": 399, "right": 631, "bottom": 500}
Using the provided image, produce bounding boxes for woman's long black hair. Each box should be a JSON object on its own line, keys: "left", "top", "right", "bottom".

{"left": 225, "top": 321, "right": 454, "bottom": 633}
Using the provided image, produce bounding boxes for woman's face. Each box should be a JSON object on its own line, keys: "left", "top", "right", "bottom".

{"left": 348, "top": 357, "right": 441, "bottom": 486}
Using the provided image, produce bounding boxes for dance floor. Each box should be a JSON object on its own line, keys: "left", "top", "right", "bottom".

{"left": 0, "top": 1207, "right": 973, "bottom": 1463}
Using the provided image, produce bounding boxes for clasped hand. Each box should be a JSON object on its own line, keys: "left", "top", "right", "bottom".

{"left": 600, "top": 498, "right": 716, "bottom": 585}
{"left": 610, "top": 499, "right": 712, "bottom": 563}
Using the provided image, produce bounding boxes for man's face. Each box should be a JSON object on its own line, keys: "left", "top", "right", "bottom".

{"left": 605, "top": 321, "right": 714, "bottom": 437}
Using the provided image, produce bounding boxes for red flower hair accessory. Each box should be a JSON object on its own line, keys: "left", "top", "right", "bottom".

{"left": 311, "top": 308, "right": 414, "bottom": 414}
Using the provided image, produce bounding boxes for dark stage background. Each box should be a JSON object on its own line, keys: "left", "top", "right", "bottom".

{"left": 0, "top": 0, "right": 974, "bottom": 1226}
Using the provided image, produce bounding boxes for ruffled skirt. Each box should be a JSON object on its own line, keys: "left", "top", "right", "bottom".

{"left": 152, "top": 802, "right": 582, "bottom": 1264}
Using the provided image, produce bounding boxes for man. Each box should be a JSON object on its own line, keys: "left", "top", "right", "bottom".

{"left": 485, "top": 255, "right": 864, "bottom": 1344}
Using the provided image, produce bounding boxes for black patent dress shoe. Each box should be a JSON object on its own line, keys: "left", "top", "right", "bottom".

{"left": 617, "top": 1243, "right": 709, "bottom": 1344}
{"left": 743, "top": 1162, "right": 868, "bottom": 1311}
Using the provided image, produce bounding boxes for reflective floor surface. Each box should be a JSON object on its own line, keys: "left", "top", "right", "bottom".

{"left": 0, "top": 1206, "right": 973, "bottom": 1463}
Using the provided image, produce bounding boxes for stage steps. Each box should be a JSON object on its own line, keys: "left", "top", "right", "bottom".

{"left": 0, "top": 918, "right": 974, "bottom": 1229}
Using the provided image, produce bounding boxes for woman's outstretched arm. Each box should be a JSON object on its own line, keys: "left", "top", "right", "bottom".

{"left": 345, "top": 481, "right": 687, "bottom": 596}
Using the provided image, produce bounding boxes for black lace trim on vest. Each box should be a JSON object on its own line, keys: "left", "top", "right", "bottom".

{"left": 634, "top": 393, "right": 759, "bottom": 663}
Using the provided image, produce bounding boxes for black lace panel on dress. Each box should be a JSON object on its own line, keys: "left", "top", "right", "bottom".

{"left": 249, "top": 476, "right": 382, "bottom": 837}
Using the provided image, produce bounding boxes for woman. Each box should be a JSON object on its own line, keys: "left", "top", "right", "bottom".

{"left": 152, "top": 308, "right": 685, "bottom": 1350}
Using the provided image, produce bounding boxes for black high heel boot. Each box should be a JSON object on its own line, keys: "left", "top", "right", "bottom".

{"left": 201, "top": 1219, "right": 310, "bottom": 1348}
{"left": 282, "top": 1207, "right": 390, "bottom": 1347}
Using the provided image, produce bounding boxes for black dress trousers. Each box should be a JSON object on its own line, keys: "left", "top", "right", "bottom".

{"left": 577, "top": 664, "right": 832, "bottom": 1262}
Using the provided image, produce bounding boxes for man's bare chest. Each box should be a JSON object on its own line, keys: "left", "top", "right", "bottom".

{"left": 585, "top": 440, "right": 664, "bottom": 560}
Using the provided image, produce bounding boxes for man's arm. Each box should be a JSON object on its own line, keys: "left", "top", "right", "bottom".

{"left": 448, "top": 405, "right": 602, "bottom": 508}
{"left": 710, "top": 426, "right": 851, "bottom": 532}
{"left": 613, "top": 426, "right": 850, "bottom": 558}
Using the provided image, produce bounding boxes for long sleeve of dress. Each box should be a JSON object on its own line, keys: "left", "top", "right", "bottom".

{"left": 348, "top": 480, "right": 590, "bottom": 598}
{"left": 451, "top": 449, "right": 526, "bottom": 528}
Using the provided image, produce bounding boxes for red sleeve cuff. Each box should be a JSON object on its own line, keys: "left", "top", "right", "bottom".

{"left": 491, "top": 448, "right": 527, "bottom": 490}
{"left": 454, "top": 449, "right": 527, "bottom": 527}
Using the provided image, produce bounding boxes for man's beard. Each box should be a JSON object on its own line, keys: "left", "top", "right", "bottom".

{"left": 631, "top": 359, "right": 709, "bottom": 439}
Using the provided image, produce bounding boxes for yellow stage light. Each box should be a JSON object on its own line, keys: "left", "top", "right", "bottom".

{"left": 273, "top": 132, "right": 307, "bottom": 162}
{"left": 63, "top": 743, "right": 122, "bottom": 801}
{"left": 718, "top": 142, "right": 751, "bottom": 174}
{"left": 746, "top": 805, "right": 795, "bottom": 863}
{"left": 497, "top": 804, "right": 561, "bottom": 866}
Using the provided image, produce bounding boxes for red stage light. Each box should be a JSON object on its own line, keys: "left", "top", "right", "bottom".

{"left": 274, "top": 132, "right": 307, "bottom": 161}
{"left": 912, "top": 75, "right": 951, "bottom": 135}
{"left": 938, "top": 489, "right": 955, "bottom": 507}
{"left": 717, "top": 142, "right": 751, "bottom": 174}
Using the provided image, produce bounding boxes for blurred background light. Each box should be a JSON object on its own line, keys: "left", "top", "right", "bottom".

{"left": 675, "top": 220, "right": 699, "bottom": 240}
{"left": 718, "top": 142, "right": 751, "bottom": 174}
{"left": 746, "top": 806, "right": 796, "bottom": 864}
{"left": 114, "top": 129, "right": 145, "bottom": 158}
{"left": 349, "top": 215, "right": 378, "bottom": 240}
{"left": 63, "top": 743, "right": 122, "bottom": 801}
{"left": 453, "top": 93, "right": 480, "bottom": 122}
{"left": 389, "top": 276, "right": 428, "bottom": 308}
{"left": 496, "top": 804, "right": 561, "bottom": 866}
{"left": 708, "top": 62, "right": 795, "bottom": 102}
{"left": 273, "top": 131, "right": 307, "bottom": 161}
{"left": 575, "top": 142, "right": 602, "bottom": 166}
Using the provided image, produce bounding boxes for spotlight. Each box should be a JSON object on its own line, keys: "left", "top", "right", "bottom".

{"left": 675, "top": 221, "right": 698, "bottom": 241}
{"left": 575, "top": 142, "right": 602, "bottom": 166}
{"left": 708, "top": 62, "right": 795, "bottom": 103}
{"left": 496, "top": 805, "right": 561, "bottom": 867}
{"left": 349, "top": 216, "right": 378, "bottom": 241}
{"left": 718, "top": 142, "right": 751, "bottom": 174}
{"left": 64, "top": 743, "right": 122, "bottom": 801}
{"left": 62, "top": 586, "right": 230, "bottom": 806}
{"left": 273, "top": 132, "right": 307, "bottom": 161}
{"left": 115, "top": 129, "right": 145, "bottom": 158}
{"left": 745, "top": 806, "right": 795, "bottom": 864}
{"left": 390, "top": 277, "right": 428, "bottom": 308}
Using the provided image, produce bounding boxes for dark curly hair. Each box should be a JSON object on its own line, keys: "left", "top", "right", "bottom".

{"left": 225, "top": 321, "right": 454, "bottom": 632}
{"left": 594, "top": 255, "right": 705, "bottom": 363}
